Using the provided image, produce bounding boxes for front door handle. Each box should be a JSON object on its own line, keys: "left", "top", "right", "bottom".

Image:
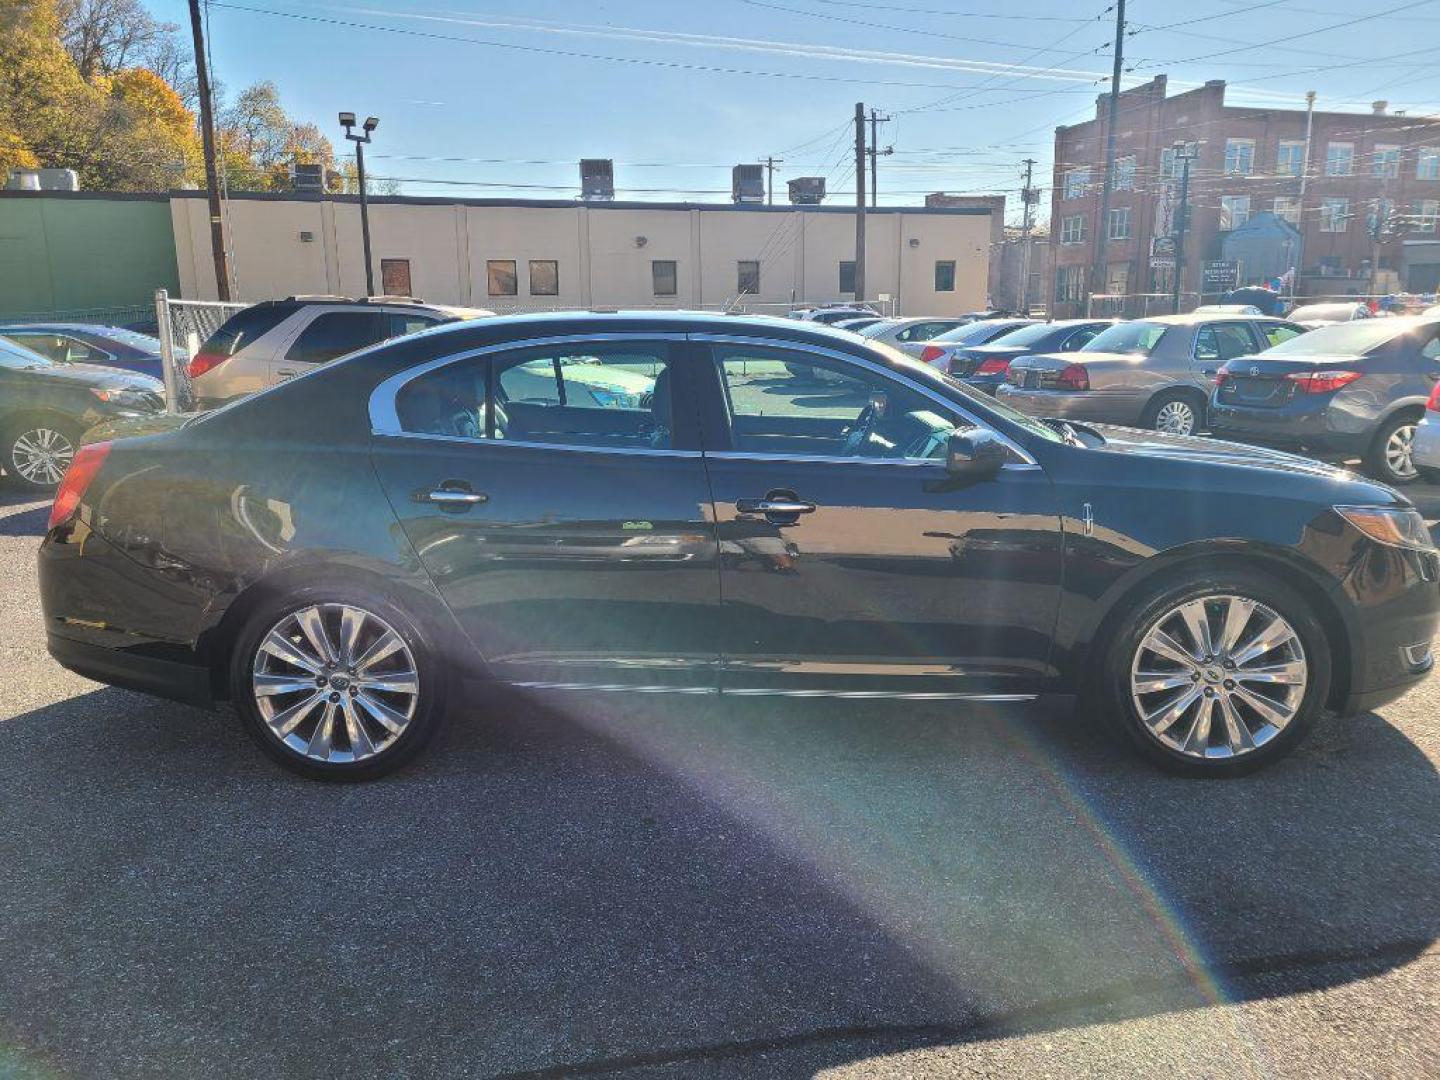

{"left": 418, "top": 482, "right": 488, "bottom": 509}
{"left": 736, "top": 497, "right": 816, "bottom": 516}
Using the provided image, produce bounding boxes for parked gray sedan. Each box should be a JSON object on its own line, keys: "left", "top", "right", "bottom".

{"left": 996, "top": 313, "right": 1307, "bottom": 435}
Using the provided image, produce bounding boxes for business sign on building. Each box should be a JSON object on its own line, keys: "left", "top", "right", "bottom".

{"left": 1203, "top": 260, "right": 1238, "bottom": 294}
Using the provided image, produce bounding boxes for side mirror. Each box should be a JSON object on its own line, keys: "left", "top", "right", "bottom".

{"left": 947, "top": 427, "right": 1008, "bottom": 481}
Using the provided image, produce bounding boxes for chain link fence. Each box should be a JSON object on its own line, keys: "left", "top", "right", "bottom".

{"left": 154, "top": 290, "right": 248, "bottom": 413}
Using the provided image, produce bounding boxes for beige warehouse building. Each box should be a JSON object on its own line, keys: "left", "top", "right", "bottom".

{"left": 169, "top": 192, "right": 995, "bottom": 316}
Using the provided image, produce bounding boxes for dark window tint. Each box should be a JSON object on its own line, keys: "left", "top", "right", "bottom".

{"left": 935, "top": 261, "right": 957, "bottom": 292}
{"left": 839, "top": 261, "right": 856, "bottom": 294}
{"left": 487, "top": 260, "right": 518, "bottom": 297}
{"left": 1195, "top": 322, "right": 1260, "bottom": 364}
{"left": 530, "top": 260, "right": 559, "bottom": 296}
{"left": 199, "top": 304, "right": 293, "bottom": 358}
{"left": 389, "top": 313, "right": 443, "bottom": 337}
{"left": 652, "top": 260, "right": 678, "bottom": 296}
{"left": 737, "top": 260, "right": 760, "bottom": 295}
{"left": 285, "top": 312, "right": 386, "bottom": 366}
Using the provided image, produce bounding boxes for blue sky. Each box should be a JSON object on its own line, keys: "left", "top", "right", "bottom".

{"left": 153, "top": 0, "right": 1440, "bottom": 219}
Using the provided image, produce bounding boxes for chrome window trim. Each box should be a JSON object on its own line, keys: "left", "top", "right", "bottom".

{"left": 692, "top": 332, "right": 1039, "bottom": 468}
{"left": 374, "top": 430, "right": 702, "bottom": 459}
{"left": 368, "top": 332, "right": 688, "bottom": 435}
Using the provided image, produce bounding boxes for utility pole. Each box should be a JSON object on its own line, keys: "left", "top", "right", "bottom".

{"left": 187, "top": 0, "right": 229, "bottom": 301}
{"left": 867, "top": 108, "right": 893, "bottom": 208}
{"left": 854, "top": 101, "right": 867, "bottom": 301}
{"left": 760, "top": 155, "right": 783, "bottom": 205}
{"left": 1019, "top": 158, "right": 1038, "bottom": 315}
{"left": 1091, "top": 0, "right": 1126, "bottom": 303}
{"left": 1292, "top": 90, "right": 1317, "bottom": 302}
{"left": 1171, "top": 142, "right": 1199, "bottom": 314}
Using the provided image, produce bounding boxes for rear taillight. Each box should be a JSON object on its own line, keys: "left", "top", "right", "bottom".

{"left": 919, "top": 345, "right": 944, "bottom": 365}
{"left": 1286, "top": 369, "right": 1363, "bottom": 394}
{"left": 1427, "top": 381, "right": 1440, "bottom": 412}
{"left": 48, "top": 441, "right": 111, "bottom": 530}
{"left": 1056, "top": 363, "right": 1090, "bottom": 391}
{"left": 186, "top": 350, "right": 228, "bottom": 379}
{"left": 1214, "top": 369, "right": 1232, "bottom": 387}
{"left": 976, "top": 357, "right": 1010, "bottom": 375}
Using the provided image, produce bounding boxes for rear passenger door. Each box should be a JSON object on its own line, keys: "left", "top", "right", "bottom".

{"left": 271, "top": 310, "right": 387, "bottom": 384}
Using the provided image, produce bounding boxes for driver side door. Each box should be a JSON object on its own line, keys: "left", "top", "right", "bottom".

{"left": 691, "top": 336, "right": 1064, "bottom": 698}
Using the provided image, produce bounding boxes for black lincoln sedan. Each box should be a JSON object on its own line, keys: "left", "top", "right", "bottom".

{"left": 38, "top": 312, "right": 1440, "bottom": 781}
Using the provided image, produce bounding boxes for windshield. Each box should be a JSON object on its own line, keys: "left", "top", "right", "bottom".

{"left": 1082, "top": 322, "right": 1168, "bottom": 355}
{"left": 857, "top": 320, "right": 901, "bottom": 338}
{"left": 97, "top": 327, "right": 164, "bottom": 351}
{"left": 933, "top": 320, "right": 1015, "bottom": 345}
{"left": 977, "top": 321, "right": 1066, "bottom": 347}
{"left": 1263, "top": 318, "right": 1412, "bottom": 356}
{"left": 0, "top": 338, "right": 54, "bottom": 369}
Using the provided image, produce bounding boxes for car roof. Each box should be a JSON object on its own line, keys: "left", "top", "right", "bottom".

{"left": 0, "top": 322, "right": 117, "bottom": 333}
{"left": 1141, "top": 312, "right": 1289, "bottom": 325}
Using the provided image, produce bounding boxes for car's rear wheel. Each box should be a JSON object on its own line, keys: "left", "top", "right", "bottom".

{"left": 1364, "top": 412, "right": 1421, "bottom": 485}
{"left": 5, "top": 417, "right": 81, "bottom": 491}
{"left": 1141, "top": 391, "right": 1204, "bottom": 436}
{"left": 1098, "top": 569, "right": 1330, "bottom": 777}
{"left": 230, "top": 587, "right": 448, "bottom": 780}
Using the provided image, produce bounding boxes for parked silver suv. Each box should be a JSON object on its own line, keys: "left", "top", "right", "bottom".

{"left": 187, "top": 296, "right": 491, "bottom": 407}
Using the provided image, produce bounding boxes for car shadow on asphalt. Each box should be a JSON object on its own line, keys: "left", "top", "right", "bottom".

{"left": 0, "top": 685, "right": 1434, "bottom": 1078}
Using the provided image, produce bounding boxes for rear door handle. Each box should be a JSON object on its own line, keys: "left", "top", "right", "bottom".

{"left": 736, "top": 498, "right": 816, "bottom": 515}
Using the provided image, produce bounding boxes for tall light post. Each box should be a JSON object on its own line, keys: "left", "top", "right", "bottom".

{"left": 340, "top": 112, "right": 379, "bottom": 296}
{"left": 1170, "top": 141, "right": 1200, "bottom": 314}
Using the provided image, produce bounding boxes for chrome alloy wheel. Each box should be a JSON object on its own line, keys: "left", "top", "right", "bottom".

{"left": 11, "top": 427, "right": 75, "bottom": 486}
{"left": 251, "top": 604, "right": 419, "bottom": 764}
{"left": 1154, "top": 400, "right": 1197, "bottom": 436}
{"left": 1129, "top": 595, "right": 1308, "bottom": 759}
{"left": 1385, "top": 422, "right": 1418, "bottom": 480}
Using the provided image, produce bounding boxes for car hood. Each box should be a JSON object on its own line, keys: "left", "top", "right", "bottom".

{"left": 27, "top": 362, "right": 164, "bottom": 392}
{"left": 1088, "top": 423, "right": 1356, "bottom": 479}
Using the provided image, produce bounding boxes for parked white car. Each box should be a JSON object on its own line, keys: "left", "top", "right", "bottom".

{"left": 858, "top": 316, "right": 973, "bottom": 357}
{"left": 187, "top": 296, "right": 491, "bottom": 407}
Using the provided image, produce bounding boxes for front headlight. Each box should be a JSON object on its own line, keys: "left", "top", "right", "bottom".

{"left": 1335, "top": 506, "right": 1436, "bottom": 551}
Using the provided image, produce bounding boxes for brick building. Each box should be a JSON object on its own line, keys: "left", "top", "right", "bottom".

{"left": 1049, "top": 76, "right": 1440, "bottom": 316}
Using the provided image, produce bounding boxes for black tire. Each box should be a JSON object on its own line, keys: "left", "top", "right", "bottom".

{"left": 4, "top": 416, "right": 82, "bottom": 491}
{"left": 229, "top": 584, "right": 450, "bottom": 781}
{"left": 1362, "top": 411, "right": 1423, "bottom": 486}
{"left": 1095, "top": 568, "right": 1331, "bottom": 778}
{"left": 1139, "top": 390, "right": 1205, "bottom": 436}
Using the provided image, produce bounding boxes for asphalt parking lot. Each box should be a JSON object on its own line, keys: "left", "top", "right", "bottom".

{"left": 1, "top": 482, "right": 1437, "bottom": 1079}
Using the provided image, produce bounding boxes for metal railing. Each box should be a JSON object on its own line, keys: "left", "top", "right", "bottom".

{"left": 154, "top": 289, "right": 248, "bottom": 413}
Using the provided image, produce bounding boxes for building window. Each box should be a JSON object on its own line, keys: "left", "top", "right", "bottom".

{"left": 486, "top": 259, "right": 517, "bottom": 296}
{"left": 1224, "top": 138, "right": 1255, "bottom": 176}
{"left": 839, "top": 260, "right": 856, "bottom": 294}
{"left": 1055, "top": 265, "right": 1086, "bottom": 303}
{"left": 1105, "top": 263, "right": 1130, "bottom": 295}
{"left": 1372, "top": 145, "right": 1401, "bottom": 178}
{"left": 1159, "top": 146, "right": 1178, "bottom": 180}
{"left": 737, "top": 260, "right": 760, "bottom": 295}
{"left": 1107, "top": 206, "right": 1132, "bottom": 240}
{"left": 1220, "top": 195, "right": 1250, "bottom": 231}
{"left": 1062, "top": 168, "right": 1090, "bottom": 200}
{"left": 380, "top": 258, "right": 412, "bottom": 296}
{"left": 1320, "top": 197, "right": 1350, "bottom": 232}
{"left": 529, "top": 260, "right": 559, "bottom": 297}
{"left": 1414, "top": 200, "right": 1439, "bottom": 234}
{"left": 1418, "top": 148, "right": 1440, "bottom": 180}
{"left": 1273, "top": 197, "right": 1301, "bottom": 226}
{"left": 934, "top": 260, "right": 957, "bottom": 292}
{"left": 1115, "top": 155, "right": 1136, "bottom": 191}
{"left": 1060, "top": 215, "right": 1087, "bottom": 244}
{"left": 1277, "top": 140, "right": 1306, "bottom": 177}
{"left": 652, "top": 260, "right": 678, "bottom": 296}
{"left": 1325, "top": 142, "right": 1354, "bottom": 176}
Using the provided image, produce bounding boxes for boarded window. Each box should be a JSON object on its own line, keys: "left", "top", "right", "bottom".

{"left": 529, "top": 260, "right": 559, "bottom": 296}
{"left": 934, "top": 260, "right": 956, "bottom": 292}
{"left": 838, "top": 261, "right": 856, "bottom": 294}
{"left": 487, "top": 260, "right": 518, "bottom": 297}
{"left": 380, "top": 258, "right": 412, "bottom": 296}
{"left": 737, "top": 260, "right": 760, "bottom": 295}
{"left": 652, "top": 260, "right": 678, "bottom": 296}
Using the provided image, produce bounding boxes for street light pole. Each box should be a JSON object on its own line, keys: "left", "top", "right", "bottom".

{"left": 340, "top": 112, "right": 379, "bottom": 296}
{"left": 1171, "top": 142, "right": 1199, "bottom": 314}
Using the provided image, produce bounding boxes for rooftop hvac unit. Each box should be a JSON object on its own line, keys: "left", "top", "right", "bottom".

{"left": 292, "top": 162, "right": 325, "bottom": 193}
{"left": 732, "top": 163, "right": 765, "bottom": 203}
{"left": 580, "top": 158, "right": 614, "bottom": 200}
{"left": 787, "top": 176, "right": 826, "bottom": 204}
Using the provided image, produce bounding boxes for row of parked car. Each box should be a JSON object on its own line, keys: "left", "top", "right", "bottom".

{"left": 808, "top": 302, "right": 1440, "bottom": 487}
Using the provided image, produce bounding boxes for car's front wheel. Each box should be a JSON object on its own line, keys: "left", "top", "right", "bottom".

{"left": 1099, "top": 569, "right": 1331, "bottom": 777}
{"left": 230, "top": 588, "right": 448, "bottom": 780}
{"left": 5, "top": 417, "right": 81, "bottom": 491}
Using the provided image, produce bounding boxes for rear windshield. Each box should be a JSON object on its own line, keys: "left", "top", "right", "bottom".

{"left": 978, "top": 321, "right": 1064, "bottom": 347}
{"left": 99, "top": 327, "right": 164, "bottom": 352}
{"left": 1263, "top": 319, "right": 1409, "bottom": 356}
{"left": 1082, "top": 322, "right": 1167, "bottom": 355}
{"left": 933, "top": 320, "right": 1017, "bottom": 345}
{"left": 200, "top": 305, "right": 292, "bottom": 357}
{"left": 1288, "top": 304, "right": 1362, "bottom": 322}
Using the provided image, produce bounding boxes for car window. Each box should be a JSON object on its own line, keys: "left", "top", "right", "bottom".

{"left": 1081, "top": 322, "right": 1167, "bottom": 355}
{"left": 200, "top": 304, "right": 294, "bottom": 358}
{"left": 396, "top": 344, "right": 671, "bottom": 449}
{"left": 285, "top": 312, "right": 387, "bottom": 366}
{"left": 4, "top": 332, "right": 106, "bottom": 364}
{"left": 388, "top": 313, "right": 443, "bottom": 337}
{"left": 1063, "top": 325, "right": 1105, "bottom": 350}
{"left": 1420, "top": 333, "right": 1440, "bottom": 362}
{"left": 895, "top": 321, "right": 954, "bottom": 342}
{"left": 1263, "top": 319, "right": 1414, "bottom": 356}
{"left": 712, "top": 344, "right": 963, "bottom": 462}
{"left": 0, "top": 338, "right": 54, "bottom": 369}
{"left": 1195, "top": 323, "right": 1261, "bottom": 363}
{"left": 1261, "top": 323, "right": 1306, "bottom": 349}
